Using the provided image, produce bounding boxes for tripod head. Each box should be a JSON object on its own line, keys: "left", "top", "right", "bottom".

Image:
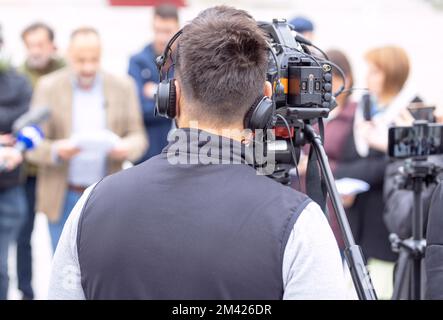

{"left": 396, "top": 158, "right": 443, "bottom": 191}
{"left": 389, "top": 157, "right": 443, "bottom": 300}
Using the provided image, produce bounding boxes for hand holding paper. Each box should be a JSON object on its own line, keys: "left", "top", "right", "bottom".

{"left": 335, "top": 177, "right": 370, "bottom": 196}
{"left": 108, "top": 141, "right": 130, "bottom": 161}
{"left": 70, "top": 130, "right": 120, "bottom": 153}
{"left": 55, "top": 139, "right": 81, "bottom": 161}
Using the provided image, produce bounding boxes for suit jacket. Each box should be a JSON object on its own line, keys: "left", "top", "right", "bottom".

{"left": 26, "top": 68, "right": 148, "bottom": 222}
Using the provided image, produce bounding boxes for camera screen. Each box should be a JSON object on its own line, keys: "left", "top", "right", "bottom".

{"left": 388, "top": 124, "right": 443, "bottom": 158}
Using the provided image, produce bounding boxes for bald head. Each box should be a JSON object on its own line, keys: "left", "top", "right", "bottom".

{"left": 68, "top": 27, "right": 101, "bottom": 89}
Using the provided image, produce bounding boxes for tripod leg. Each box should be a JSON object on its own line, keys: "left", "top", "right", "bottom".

{"left": 392, "top": 249, "right": 410, "bottom": 300}
{"left": 420, "top": 258, "right": 426, "bottom": 300}
{"left": 412, "top": 184, "right": 423, "bottom": 300}
{"left": 304, "top": 124, "right": 377, "bottom": 300}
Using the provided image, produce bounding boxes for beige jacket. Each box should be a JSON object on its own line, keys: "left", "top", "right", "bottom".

{"left": 26, "top": 68, "right": 148, "bottom": 222}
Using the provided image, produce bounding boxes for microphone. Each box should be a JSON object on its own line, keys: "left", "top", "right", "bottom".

{"left": 362, "top": 94, "right": 372, "bottom": 121}
{"left": 294, "top": 33, "right": 312, "bottom": 46}
{"left": 0, "top": 125, "right": 44, "bottom": 172}
{"left": 156, "top": 55, "right": 165, "bottom": 68}
{"left": 12, "top": 107, "right": 50, "bottom": 135}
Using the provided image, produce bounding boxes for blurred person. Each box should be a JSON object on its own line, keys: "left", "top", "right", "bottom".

{"left": 315, "top": 49, "right": 356, "bottom": 252}
{"left": 26, "top": 27, "right": 147, "bottom": 252}
{"left": 17, "top": 22, "right": 65, "bottom": 300}
{"left": 289, "top": 16, "right": 315, "bottom": 41}
{"left": 425, "top": 181, "right": 443, "bottom": 299}
{"left": 436, "top": 105, "right": 443, "bottom": 123}
{"left": 20, "top": 22, "right": 65, "bottom": 86}
{"left": 0, "top": 146, "right": 23, "bottom": 171}
{"left": 334, "top": 46, "right": 417, "bottom": 299}
{"left": 48, "top": 6, "right": 347, "bottom": 300}
{"left": 355, "top": 46, "right": 420, "bottom": 154}
{"left": 128, "top": 4, "right": 180, "bottom": 162}
{"left": 0, "top": 27, "right": 32, "bottom": 299}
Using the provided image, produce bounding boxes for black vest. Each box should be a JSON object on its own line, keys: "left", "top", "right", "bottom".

{"left": 77, "top": 129, "right": 311, "bottom": 299}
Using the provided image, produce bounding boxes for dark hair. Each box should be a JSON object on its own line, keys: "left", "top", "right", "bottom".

{"left": 22, "top": 22, "right": 55, "bottom": 42}
{"left": 154, "top": 4, "right": 179, "bottom": 22}
{"left": 70, "top": 27, "right": 100, "bottom": 41}
{"left": 326, "top": 49, "right": 354, "bottom": 93}
{"left": 176, "top": 6, "right": 269, "bottom": 126}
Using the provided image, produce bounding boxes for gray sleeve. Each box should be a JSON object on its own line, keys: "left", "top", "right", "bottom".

{"left": 282, "top": 202, "right": 350, "bottom": 300}
{"left": 47, "top": 185, "right": 96, "bottom": 300}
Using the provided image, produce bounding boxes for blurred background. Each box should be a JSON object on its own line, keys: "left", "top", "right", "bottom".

{"left": 1, "top": 0, "right": 442, "bottom": 299}
{"left": 1, "top": 0, "right": 443, "bottom": 107}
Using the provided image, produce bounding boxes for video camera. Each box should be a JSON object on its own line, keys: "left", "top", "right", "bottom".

{"left": 259, "top": 19, "right": 341, "bottom": 128}
{"left": 387, "top": 105, "right": 443, "bottom": 299}
{"left": 388, "top": 106, "right": 443, "bottom": 160}
{"left": 254, "top": 19, "right": 345, "bottom": 183}
{"left": 257, "top": 20, "right": 377, "bottom": 301}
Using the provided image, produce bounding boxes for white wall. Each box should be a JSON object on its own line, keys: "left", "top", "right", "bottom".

{"left": 1, "top": 0, "right": 442, "bottom": 106}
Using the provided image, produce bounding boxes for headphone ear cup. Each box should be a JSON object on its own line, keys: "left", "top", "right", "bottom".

{"left": 167, "top": 79, "right": 177, "bottom": 119}
{"left": 244, "top": 96, "right": 274, "bottom": 130}
{"left": 155, "top": 79, "right": 177, "bottom": 119}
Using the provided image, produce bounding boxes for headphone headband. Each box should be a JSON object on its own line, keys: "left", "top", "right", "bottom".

{"left": 155, "top": 27, "right": 274, "bottom": 129}
{"left": 156, "top": 29, "right": 184, "bottom": 72}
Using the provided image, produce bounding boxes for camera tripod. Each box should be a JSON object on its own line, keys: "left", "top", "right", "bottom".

{"left": 263, "top": 111, "right": 378, "bottom": 300}
{"left": 390, "top": 158, "right": 442, "bottom": 300}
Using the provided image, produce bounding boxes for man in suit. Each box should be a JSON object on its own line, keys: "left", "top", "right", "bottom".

{"left": 128, "top": 4, "right": 180, "bottom": 162}
{"left": 27, "top": 27, "right": 147, "bottom": 251}
{"left": 17, "top": 22, "right": 65, "bottom": 300}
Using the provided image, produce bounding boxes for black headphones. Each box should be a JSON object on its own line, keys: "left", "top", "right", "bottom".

{"left": 154, "top": 29, "right": 276, "bottom": 131}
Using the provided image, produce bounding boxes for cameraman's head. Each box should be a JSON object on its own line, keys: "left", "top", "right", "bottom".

{"left": 173, "top": 6, "right": 272, "bottom": 136}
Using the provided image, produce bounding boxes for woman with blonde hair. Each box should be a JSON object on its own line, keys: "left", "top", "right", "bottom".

{"left": 355, "top": 46, "right": 420, "bottom": 154}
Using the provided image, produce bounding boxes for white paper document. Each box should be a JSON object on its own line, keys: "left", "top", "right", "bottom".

{"left": 335, "top": 178, "right": 370, "bottom": 196}
{"left": 70, "top": 130, "right": 120, "bottom": 153}
{"left": 68, "top": 130, "right": 121, "bottom": 186}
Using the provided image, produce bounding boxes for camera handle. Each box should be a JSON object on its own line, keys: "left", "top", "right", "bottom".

{"left": 303, "top": 124, "right": 378, "bottom": 300}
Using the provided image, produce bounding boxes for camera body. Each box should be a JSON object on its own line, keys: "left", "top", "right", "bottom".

{"left": 257, "top": 19, "right": 338, "bottom": 178}
{"left": 259, "top": 19, "right": 335, "bottom": 123}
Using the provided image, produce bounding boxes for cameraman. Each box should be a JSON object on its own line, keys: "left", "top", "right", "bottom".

{"left": 48, "top": 6, "right": 347, "bottom": 299}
